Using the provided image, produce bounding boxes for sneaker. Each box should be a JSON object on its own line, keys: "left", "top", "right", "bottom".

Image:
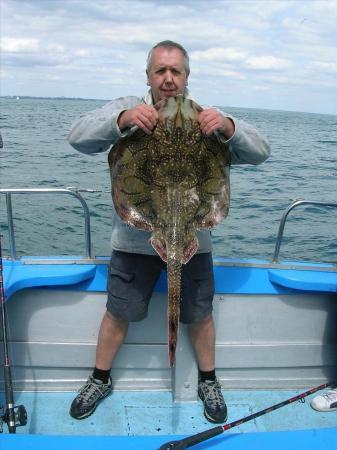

{"left": 310, "top": 389, "right": 337, "bottom": 412}
{"left": 70, "top": 376, "right": 113, "bottom": 419}
{"left": 198, "top": 378, "right": 227, "bottom": 423}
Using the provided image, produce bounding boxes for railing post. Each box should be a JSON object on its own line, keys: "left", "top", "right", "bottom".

{"left": 71, "top": 190, "right": 92, "bottom": 258}
{"left": 5, "top": 193, "right": 17, "bottom": 260}
{"left": 272, "top": 200, "right": 337, "bottom": 263}
{"left": 0, "top": 188, "right": 92, "bottom": 259}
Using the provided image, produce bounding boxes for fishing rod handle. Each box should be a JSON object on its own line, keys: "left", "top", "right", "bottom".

{"left": 181, "top": 425, "right": 224, "bottom": 447}
{"left": 3, "top": 364, "right": 16, "bottom": 433}
{"left": 158, "top": 426, "right": 223, "bottom": 449}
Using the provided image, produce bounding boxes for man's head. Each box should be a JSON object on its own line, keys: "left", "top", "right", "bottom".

{"left": 146, "top": 40, "right": 190, "bottom": 103}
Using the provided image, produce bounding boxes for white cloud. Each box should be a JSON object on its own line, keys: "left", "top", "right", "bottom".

{"left": 311, "top": 61, "right": 337, "bottom": 74}
{"left": 74, "top": 49, "right": 92, "bottom": 58}
{"left": 245, "top": 56, "right": 292, "bottom": 71}
{"left": 191, "top": 47, "right": 246, "bottom": 63}
{"left": 260, "top": 74, "right": 291, "bottom": 85}
{"left": 192, "top": 65, "right": 246, "bottom": 81}
{"left": 1, "top": 36, "right": 39, "bottom": 52}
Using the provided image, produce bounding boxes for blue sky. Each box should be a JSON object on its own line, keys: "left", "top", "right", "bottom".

{"left": 1, "top": 0, "right": 337, "bottom": 114}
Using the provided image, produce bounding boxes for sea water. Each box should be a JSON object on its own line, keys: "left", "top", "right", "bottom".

{"left": 0, "top": 97, "right": 336, "bottom": 262}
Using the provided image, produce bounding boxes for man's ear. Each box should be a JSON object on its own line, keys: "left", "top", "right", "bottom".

{"left": 146, "top": 70, "right": 150, "bottom": 86}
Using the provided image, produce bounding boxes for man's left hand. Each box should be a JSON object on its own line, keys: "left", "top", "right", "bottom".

{"left": 198, "top": 108, "right": 234, "bottom": 139}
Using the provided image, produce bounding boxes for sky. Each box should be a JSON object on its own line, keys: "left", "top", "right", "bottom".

{"left": 1, "top": 0, "right": 337, "bottom": 114}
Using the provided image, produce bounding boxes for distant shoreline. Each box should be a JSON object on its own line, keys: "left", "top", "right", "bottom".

{"left": 1, "top": 96, "right": 336, "bottom": 117}
{"left": 1, "top": 95, "right": 107, "bottom": 101}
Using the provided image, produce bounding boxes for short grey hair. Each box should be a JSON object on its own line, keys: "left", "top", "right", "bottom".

{"left": 146, "top": 40, "right": 190, "bottom": 75}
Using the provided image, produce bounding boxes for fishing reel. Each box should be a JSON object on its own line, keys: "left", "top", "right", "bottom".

{"left": 0, "top": 404, "right": 27, "bottom": 433}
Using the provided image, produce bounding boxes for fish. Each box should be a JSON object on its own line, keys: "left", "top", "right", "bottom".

{"left": 108, "top": 95, "right": 230, "bottom": 367}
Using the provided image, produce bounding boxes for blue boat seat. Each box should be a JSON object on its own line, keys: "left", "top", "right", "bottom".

{"left": 268, "top": 268, "right": 337, "bottom": 292}
{"left": 2, "top": 258, "right": 96, "bottom": 300}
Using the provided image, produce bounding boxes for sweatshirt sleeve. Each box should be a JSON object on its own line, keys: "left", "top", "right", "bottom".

{"left": 67, "top": 96, "right": 142, "bottom": 154}
{"left": 202, "top": 107, "right": 271, "bottom": 166}
{"left": 227, "top": 116, "right": 271, "bottom": 165}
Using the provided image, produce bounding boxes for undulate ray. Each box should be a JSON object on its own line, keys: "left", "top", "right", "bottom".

{"left": 109, "top": 95, "right": 231, "bottom": 367}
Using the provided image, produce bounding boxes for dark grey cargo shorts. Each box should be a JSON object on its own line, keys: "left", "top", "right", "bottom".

{"left": 106, "top": 250, "right": 214, "bottom": 324}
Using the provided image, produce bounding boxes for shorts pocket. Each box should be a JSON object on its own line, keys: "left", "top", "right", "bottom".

{"left": 109, "top": 267, "right": 134, "bottom": 282}
{"left": 107, "top": 265, "right": 141, "bottom": 301}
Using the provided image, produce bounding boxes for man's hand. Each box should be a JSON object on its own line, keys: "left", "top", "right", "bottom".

{"left": 118, "top": 104, "right": 158, "bottom": 135}
{"left": 198, "top": 108, "right": 234, "bottom": 139}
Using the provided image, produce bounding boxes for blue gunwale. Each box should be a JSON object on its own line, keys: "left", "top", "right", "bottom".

{"left": 2, "top": 256, "right": 337, "bottom": 300}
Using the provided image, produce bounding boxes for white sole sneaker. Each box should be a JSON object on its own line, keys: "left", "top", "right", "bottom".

{"left": 310, "top": 390, "right": 337, "bottom": 412}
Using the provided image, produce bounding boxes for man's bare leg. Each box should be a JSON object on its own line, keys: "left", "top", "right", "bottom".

{"left": 95, "top": 310, "right": 129, "bottom": 370}
{"left": 188, "top": 313, "right": 215, "bottom": 371}
{"left": 188, "top": 313, "right": 227, "bottom": 423}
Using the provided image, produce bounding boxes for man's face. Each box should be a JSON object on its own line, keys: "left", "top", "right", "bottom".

{"left": 147, "top": 47, "right": 189, "bottom": 103}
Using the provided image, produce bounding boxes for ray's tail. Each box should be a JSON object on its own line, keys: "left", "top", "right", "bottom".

{"left": 167, "top": 255, "right": 182, "bottom": 367}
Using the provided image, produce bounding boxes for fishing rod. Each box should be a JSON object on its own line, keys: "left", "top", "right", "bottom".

{"left": 158, "top": 381, "right": 335, "bottom": 450}
{"left": 0, "top": 133, "right": 27, "bottom": 433}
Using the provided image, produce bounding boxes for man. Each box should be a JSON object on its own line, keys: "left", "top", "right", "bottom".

{"left": 68, "top": 40, "right": 270, "bottom": 423}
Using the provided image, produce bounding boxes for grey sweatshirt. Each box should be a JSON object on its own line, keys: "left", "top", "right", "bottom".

{"left": 68, "top": 90, "right": 271, "bottom": 255}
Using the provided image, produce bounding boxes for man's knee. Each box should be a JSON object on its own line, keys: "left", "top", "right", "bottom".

{"left": 189, "top": 312, "right": 213, "bottom": 329}
{"left": 103, "top": 310, "right": 129, "bottom": 328}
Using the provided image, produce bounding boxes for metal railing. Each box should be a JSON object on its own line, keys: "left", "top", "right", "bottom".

{"left": 1, "top": 189, "right": 336, "bottom": 264}
{"left": 272, "top": 200, "right": 337, "bottom": 263}
{"left": 0, "top": 188, "right": 92, "bottom": 259}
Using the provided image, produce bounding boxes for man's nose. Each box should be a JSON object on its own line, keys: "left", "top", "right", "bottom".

{"left": 164, "top": 71, "right": 173, "bottom": 83}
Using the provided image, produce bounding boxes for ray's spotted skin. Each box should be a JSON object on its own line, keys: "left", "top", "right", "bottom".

{"left": 109, "top": 95, "right": 230, "bottom": 366}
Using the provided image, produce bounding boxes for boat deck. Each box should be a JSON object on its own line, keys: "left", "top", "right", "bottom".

{"left": 1, "top": 388, "right": 337, "bottom": 449}
{"left": 1, "top": 193, "right": 337, "bottom": 448}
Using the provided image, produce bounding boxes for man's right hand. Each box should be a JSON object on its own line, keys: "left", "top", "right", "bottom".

{"left": 117, "top": 104, "right": 158, "bottom": 135}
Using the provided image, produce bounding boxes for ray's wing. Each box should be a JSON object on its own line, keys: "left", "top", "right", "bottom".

{"left": 193, "top": 136, "right": 231, "bottom": 229}
{"left": 108, "top": 129, "right": 158, "bottom": 231}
